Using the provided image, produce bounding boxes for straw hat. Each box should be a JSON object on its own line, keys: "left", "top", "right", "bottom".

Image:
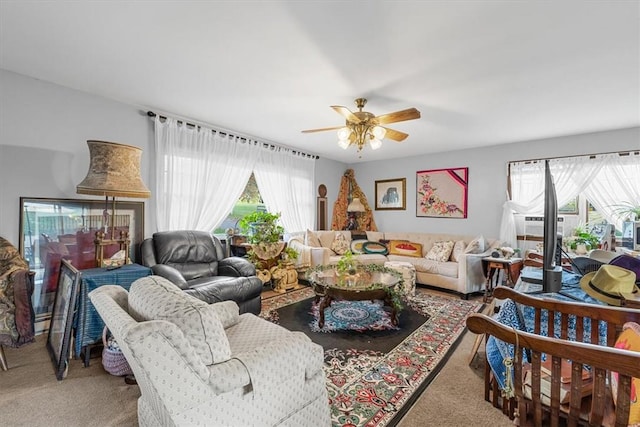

{"left": 580, "top": 264, "right": 638, "bottom": 306}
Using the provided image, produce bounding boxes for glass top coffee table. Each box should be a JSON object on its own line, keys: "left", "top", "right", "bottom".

{"left": 305, "top": 265, "right": 402, "bottom": 329}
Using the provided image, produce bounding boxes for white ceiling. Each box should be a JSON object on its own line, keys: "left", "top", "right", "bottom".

{"left": 1, "top": 1, "right": 638, "bottom": 163}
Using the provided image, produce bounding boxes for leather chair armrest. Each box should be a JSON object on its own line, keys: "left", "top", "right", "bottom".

{"left": 218, "top": 257, "right": 256, "bottom": 277}
{"left": 150, "top": 265, "right": 189, "bottom": 289}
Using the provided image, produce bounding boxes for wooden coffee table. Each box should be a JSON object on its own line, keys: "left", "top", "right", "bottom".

{"left": 306, "top": 265, "right": 401, "bottom": 329}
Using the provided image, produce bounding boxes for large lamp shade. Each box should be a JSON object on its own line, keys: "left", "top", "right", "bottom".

{"left": 77, "top": 140, "right": 150, "bottom": 198}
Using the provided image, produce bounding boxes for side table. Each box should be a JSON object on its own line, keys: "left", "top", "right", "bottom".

{"left": 482, "top": 257, "right": 523, "bottom": 302}
{"left": 74, "top": 263, "right": 151, "bottom": 366}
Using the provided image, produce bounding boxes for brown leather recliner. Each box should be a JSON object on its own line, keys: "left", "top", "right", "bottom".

{"left": 140, "top": 230, "right": 263, "bottom": 314}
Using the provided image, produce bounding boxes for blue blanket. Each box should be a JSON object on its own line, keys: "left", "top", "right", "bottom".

{"left": 486, "top": 268, "right": 606, "bottom": 390}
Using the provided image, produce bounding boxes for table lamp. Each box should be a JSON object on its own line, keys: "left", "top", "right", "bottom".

{"left": 76, "top": 140, "right": 150, "bottom": 267}
{"left": 346, "top": 197, "right": 366, "bottom": 231}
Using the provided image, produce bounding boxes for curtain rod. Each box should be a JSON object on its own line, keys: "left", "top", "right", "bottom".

{"left": 146, "top": 111, "right": 319, "bottom": 160}
{"left": 511, "top": 149, "right": 638, "bottom": 164}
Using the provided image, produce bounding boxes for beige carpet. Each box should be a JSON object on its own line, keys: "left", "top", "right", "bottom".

{"left": 1, "top": 293, "right": 513, "bottom": 427}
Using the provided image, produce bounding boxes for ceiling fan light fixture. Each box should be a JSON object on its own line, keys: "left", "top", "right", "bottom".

{"left": 337, "top": 127, "right": 351, "bottom": 141}
{"left": 369, "top": 138, "right": 382, "bottom": 150}
{"left": 338, "top": 138, "right": 351, "bottom": 150}
{"left": 372, "top": 126, "right": 386, "bottom": 140}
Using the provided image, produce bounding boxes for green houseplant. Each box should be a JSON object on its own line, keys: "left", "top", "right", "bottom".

{"left": 238, "top": 211, "right": 284, "bottom": 245}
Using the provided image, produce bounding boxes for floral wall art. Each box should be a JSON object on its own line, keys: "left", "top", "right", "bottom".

{"left": 416, "top": 167, "right": 468, "bottom": 218}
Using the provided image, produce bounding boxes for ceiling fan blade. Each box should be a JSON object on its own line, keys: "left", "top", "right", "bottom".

{"left": 301, "top": 125, "right": 345, "bottom": 133}
{"left": 382, "top": 127, "right": 409, "bottom": 142}
{"left": 375, "top": 108, "right": 421, "bottom": 125}
{"left": 331, "top": 105, "right": 360, "bottom": 123}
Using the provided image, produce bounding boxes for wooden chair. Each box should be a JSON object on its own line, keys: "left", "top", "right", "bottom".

{"left": 469, "top": 286, "right": 640, "bottom": 426}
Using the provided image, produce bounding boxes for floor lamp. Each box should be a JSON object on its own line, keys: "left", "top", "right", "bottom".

{"left": 76, "top": 140, "right": 150, "bottom": 267}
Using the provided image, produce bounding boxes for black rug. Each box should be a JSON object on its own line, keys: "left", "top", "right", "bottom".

{"left": 272, "top": 296, "right": 430, "bottom": 354}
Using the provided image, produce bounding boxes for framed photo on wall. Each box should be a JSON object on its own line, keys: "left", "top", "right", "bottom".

{"left": 46, "top": 259, "right": 80, "bottom": 380}
{"left": 416, "top": 167, "right": 468, "bottom": 218}
{"left": 375, "top": 178, "right": 406, "bottom": 210}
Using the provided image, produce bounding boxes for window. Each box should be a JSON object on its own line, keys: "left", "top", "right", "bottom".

{"left": 213, "top": 173, "right": 264, "bottom": 235}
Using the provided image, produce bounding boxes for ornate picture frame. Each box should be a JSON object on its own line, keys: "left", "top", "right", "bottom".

{"left": 375, "top": 178, "right": 406, "bottom": 210}
{"left": 46, "top": 259, "right": 80, "bottom": 380}
{"left": 416, "top": 167, "right": 468, "bottom": 218}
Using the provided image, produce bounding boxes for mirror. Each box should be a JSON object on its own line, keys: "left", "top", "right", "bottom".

{"left": 19, "top": 197, "right": 144, "bottom": 330}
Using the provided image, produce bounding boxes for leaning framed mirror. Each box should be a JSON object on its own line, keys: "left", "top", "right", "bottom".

{"left": 18, "top": 197, "right": 144, "bottom": 332}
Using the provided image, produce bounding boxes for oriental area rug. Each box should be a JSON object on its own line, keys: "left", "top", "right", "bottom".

{"left": 260, "top": 286, "right": 482, "bottom": 427}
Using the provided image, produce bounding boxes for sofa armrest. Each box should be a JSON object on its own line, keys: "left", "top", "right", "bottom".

{"left": 218, "top": 257, "right": 257, "bottom": 277}
{"left": 458, "top": 252, "right": 490, "bottom": 294}
{"left": 123, "top": 320, "right": 215, "bottom": 412}
{"left": 287, "top": 238, "right": 331, "bottom": 268}
{"left": 232, "top": 332, "right": 324, "bottom": 399}
{"left": 150, "top": 264, "right": 189, "bottom": 289}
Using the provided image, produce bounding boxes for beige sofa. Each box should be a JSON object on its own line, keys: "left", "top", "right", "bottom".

{"left": 287, "top": 230, "right": 500, "bottom": 298}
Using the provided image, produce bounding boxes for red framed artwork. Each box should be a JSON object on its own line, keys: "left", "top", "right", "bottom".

{"left": 416, "top": 167, "right": 468, "bottom": 218}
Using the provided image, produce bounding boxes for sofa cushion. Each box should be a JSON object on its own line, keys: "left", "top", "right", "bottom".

{"left": 350, "top": 239, "right": 368, "bottom": 254}
{"left": 129, "top": 275, "right": 231, "bottom": 365}
{"left": 317, "top": 231, "right": 337, "bottom": 249}
{"left": 450, "top": 240, "right": 466, "bottom": 262}
{"left": 425, "top": 240, "right": 455, "bottom": 262}
{"left": 362, "top": 241, "right": 389, "bottom": 255}
{"left": 409, "top": 258, "right": 459, "bottom": 278}
{"left": 388, "top": 240, "right": 423, "bottom": 257}
{"left": 305, "top": 229, "right": 321, "bottom": 247}
{"left": 331, "top": 233, "right": 350, "bottom": 255}
{"left": 465, "top": 235, "right": 486, "bottom": 254}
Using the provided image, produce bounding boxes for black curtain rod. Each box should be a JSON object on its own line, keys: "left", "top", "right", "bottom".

{"left": 146, "top": 111, "right": 319, "bottom": 159}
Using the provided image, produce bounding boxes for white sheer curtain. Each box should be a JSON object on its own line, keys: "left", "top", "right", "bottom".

{"left": 499, "top": 157, "right": 604, "bottom": 246}
{"left": 254, "top": 146, "right": 315, "bottom": 232}
{"left": 583, "top": 152, "right": 640, "bottom": 230}
{"left": 154, "top": 116, "right": 259, "bottom": 231}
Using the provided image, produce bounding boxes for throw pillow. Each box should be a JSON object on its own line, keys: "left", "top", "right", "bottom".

{"left": 388, "top": 240, "right": 423, "bottom": 258}
{"left": 350, "top": 239, "right": 368, "bottom": 254}
{"left": 305, "top": 229, "right": 321, "bottom": 247}
{"left": 450, "top": 240, "right": 466, "bottom": 262}
{"left": 611, "top": 321, "right": 640, "bottom": 426}
{"left": 129, "top": 276, "right": 231, "bottom": 365}
{"left": 362, "top": 241, "right": 389, "bottom": 255}
{"left": 426, "top": 240, "right": 455, "bottom": 262}
{"left": 331, "top": 233, "right": 350, "bottom": 255}
{"left": 464, "top": 235, "right": 486, "bottom": 254}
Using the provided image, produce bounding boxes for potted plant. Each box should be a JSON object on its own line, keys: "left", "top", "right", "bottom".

{"left": 238, "top": 211, "right": 286, "bottom": 264}
{"left": 238, "top": 211, "right": 284, "bottom": 245}
{"left": 565, "top": 224, "right": 600, "bottom": 254}
{"left": 611, "top": 201, "right": 640, "bottom": 221}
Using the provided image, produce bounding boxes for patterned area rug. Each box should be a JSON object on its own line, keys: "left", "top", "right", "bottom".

{"left": 260, "top": 286, "right": 482, "bottom": 427}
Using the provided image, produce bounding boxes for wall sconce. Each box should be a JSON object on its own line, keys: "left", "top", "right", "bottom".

{"left": 76, "top": 140, "right": 150, "bottom": 267}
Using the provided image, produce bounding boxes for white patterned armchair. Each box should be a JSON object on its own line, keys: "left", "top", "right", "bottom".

{"left": 89, "top": 275, "right": 329, "bottom": 427}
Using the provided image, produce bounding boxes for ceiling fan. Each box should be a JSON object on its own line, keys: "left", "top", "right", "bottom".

{"left": 302, "top": 98, "right": 421, "bottom": 152}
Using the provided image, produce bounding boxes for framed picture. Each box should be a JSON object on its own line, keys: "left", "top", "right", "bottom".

{"left": 416, "top": 167, "right": 468, "bottom": 218}
{"left": 375, "top": 178, "right": 406, "bottom": 210}
{"left": 46, "top": 259, "right": 80, "bottom": 380}
{"left": 18, "top": 197, "right": 144, "bottom": 328}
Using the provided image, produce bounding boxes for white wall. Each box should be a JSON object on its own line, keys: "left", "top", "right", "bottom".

{"left": 350, "top": 127, "right": 639, "bottom": 239}
{"left": 2, "top": 69, "right": 637, "bottom": 248}
{"left": 0, "top": 69, "right": 155, "bottom": 246}
{"left": 0, "top": 70, "right": 347, "bottom": 247}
